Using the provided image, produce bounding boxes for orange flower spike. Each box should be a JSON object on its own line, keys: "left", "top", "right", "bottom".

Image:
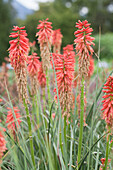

{"left": 101, "top": 76, "right": 113, "bottom": 128}
{"left": 52, "top": 29, "right": 63, "bottom": 53}
{"left": 52, "top": 45, "right": 75, "bottom": 122}
{"left": 88, "top": 56, "right": 94, "bottom": 77}
{"left": 27, "top": 53, "right": 40, "bottom": 95}
{"left": 74, "top": 20, "right": 95, "bottom": 79}
{"left": 8, "top": 26, "right": 29, "bottom": 104}
{"left": 27, "top": 53, "right": 40, "bottom": 76}
{"left": 36, "top": 18, "right": 52, "bottom": 46}
{"left": 37, "top": 62, "right": 46, "bottom": 88}
{"left": 0, "top": 126, "right": 7, "bottom": 165}
{"left": 36, "top": 18, "right": 53, "bottom": 73}
{"left": 6, "top": 107, "right": 21, "bottom": 134}
{"left": 8, "top": 26, "right": 29, "bottom": 69}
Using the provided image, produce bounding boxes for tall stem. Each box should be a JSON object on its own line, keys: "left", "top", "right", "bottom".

{"left": 103, "top": 132, "right": 110, "bottom": 170}
{"left": 64, "top": 116, "right": 67, "bottom": 149}
{"left": 77, "top": 78, "right": 84, "bottom": 168}
{"left": 23, "top": 100, "right": 36, "bottom": 169}
{"left": 46, "top": 70, "right": 51, "bottom": 111}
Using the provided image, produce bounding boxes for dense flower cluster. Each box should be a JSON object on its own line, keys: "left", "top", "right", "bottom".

{"left": 0, "top": 125, "right": 7, "bottom": 165}
{"left": 36, "top": 18, "right": 53, "bottom": 73}
{"left": 8, "top": 26, "right": 29, "bottom": 69}
{"left": 53, "top": 45, "right": 75, "bottom": 122}
{"left": 27, "top": 53, "right": 40, "bottom": 76}
{"left": 52, "top": 29, "right": 63, "bottom": 53}
{"left": 101, "top": 76, "right": 113, "bottom": 128}
{"left": 74, "top": 20, "right": 95, "bottom": 79}
{"left": 8, "top": 26, "right": 29, "bottom": 103}
{"left": 88, "top": 56, "right": 94, "bottom": 77}
{"left": 6, "top": 107, "right": 21, "bottom": 135}
{"left": 27, "top": 53, "right": 40, "bottom": 95}
{"left": 36, "top": 18, "right": 52, "bottom": 46}
{"left": 37, "top": 62, "right": 46, "bottom": 88}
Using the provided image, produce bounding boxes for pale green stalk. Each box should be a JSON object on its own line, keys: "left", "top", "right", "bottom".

{"left": 46, "top": 70, "right": 51, "bottom": 111}
{"left": 23, "top": 100, "right": 36, "bottom": 169}
{"left": 77, "top": 77, "right": 84, "bottom": 168}
{"left": 103, "top": 132, "right": 110, "bottom": 170}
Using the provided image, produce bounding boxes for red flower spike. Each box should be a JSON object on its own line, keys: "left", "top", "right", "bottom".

{"left": 0, "top": 127, "right": 7, "bottom": 163}
{"left": 52, "top": 46, "right": 75, "bottom": 122}
{"left": 36, "top": 18, "right": 53, "bottom": 73}
{"left": 36, "top": 18, "right": 53, "bottom": 46}
{"left": 8, "top": 26, "right": 29, "bottom": 69}
{"left": 8, "top": 26, "right": 29, "bottom": 104}
{"left": 37, "top": 62, "right": 46, "bottom": 88}
{"left": 88, "top": 55, "right": 94, "bottom": 77}
{"left": 74, "top": 20, "right": 95, "bottom": 79}
{"left": 52, "top": 29, "right": 63, "bottom": 53}
{"left": 6, "top": 107, "right": 21, "bottom": 133}
{"left": 27, "top": 53, "right": 40, "bottom": 95}
{"left": 101, "top": 76, "right": 113, "bottom": 127}
{"left": 27, "top": 53, "right": 40, "bottom": 76}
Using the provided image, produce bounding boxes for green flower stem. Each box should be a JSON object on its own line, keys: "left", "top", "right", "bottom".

{"left": 32, "top": 96, "right": 36, "bottom": 126}
{"left": 35, "top": 95, "right": 39, "bottom": 125}
{"left": 59, "top": 125, "right": 63, "bottom": 155}
{"left": 46, "top": 70, "right": 51, "bottom": 111}
{"left": 23, "top": 100, "right": 36, "bottom": 169}
{"left": 64, "top": 116, "right": 67, "bottom": 149}
{"left": 42, "top": 87, "right": 46, "bottom": 114}
{"left": 77, "top": 77, "right": 84, "bottom": 168}
{"left": 103, "top": 132, "right": 110, "bottom": 170}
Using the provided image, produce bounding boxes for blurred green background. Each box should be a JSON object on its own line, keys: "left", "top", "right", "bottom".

{"left": 1, "top": 0, "right": 113, "bottom": 65}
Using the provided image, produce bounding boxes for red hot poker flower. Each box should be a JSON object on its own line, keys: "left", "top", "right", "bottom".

{"left": 37, "top": 62, "right": 46, "bottom": 88}
{"left": 63, "top": 44, "right": 75, "bottom": 63}
{"left": 6, "top": 107, "right": 21, "bottom": 134}
{"left": 0, "top": 126, "right": 7, "bottom": 165}
{"left": 8, "top": 26, "right": 29, "bottom": 69}
{"left": 36, "top": 18, "right": 53, "bottom": 73}
{"left": 27, "top": 53, "right": 40, "bottom": 76}
{"left": 8, "top": 26, "right": 29, "bottom": 103}
{"left": 52, "top": 29, "right": 63, "bottom": 53}
{"left": 74, "top": 20, "right": 95, "bottom": 79}
{"left": 27, "top": 53, "right": 40, "bottom": 95}
{"left": 101, "top": 76, "right": 113, "bottom": 127}
{"left": 36, "top": 18, "right": 52, "bottom": 46}
{"left": 88, "top": 55, "right": 94, "bottom": 77}
{"left": 53, "top": 50, "right": 75, "bottom": 122}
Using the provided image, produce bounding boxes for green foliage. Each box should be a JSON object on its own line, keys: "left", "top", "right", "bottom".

{"left": 1, "top": 63, "right": 113, "bottom": 169}
{"left": 94, "top": 33, "right": 113, "bottom": 59}
{"left": 0, "top": 0, "right": 14, "bottom": 65}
